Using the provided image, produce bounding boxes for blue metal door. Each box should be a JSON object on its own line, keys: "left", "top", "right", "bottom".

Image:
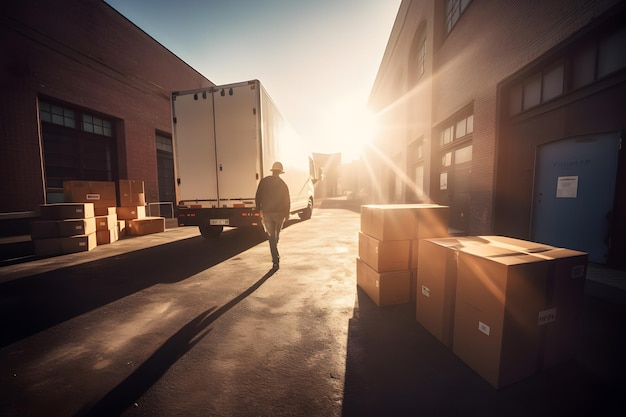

{"left": 531, "top": 133, "right": 619, "bottom": 263}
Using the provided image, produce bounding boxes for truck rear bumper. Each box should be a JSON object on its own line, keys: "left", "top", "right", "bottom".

{"left": 178, "top": 207, "right": 262, "bottom": 228}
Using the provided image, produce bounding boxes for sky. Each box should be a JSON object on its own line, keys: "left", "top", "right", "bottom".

{"left": 103, "top": 0, "right": 401, "bottom": 161}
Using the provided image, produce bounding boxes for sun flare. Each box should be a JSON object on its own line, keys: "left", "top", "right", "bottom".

{"left": 322, "top": 101, "right": 379, "bottom": 162}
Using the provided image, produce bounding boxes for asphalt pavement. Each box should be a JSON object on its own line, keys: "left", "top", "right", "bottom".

{"left": 0, "top": 198, "right": 625, "bottom": 416}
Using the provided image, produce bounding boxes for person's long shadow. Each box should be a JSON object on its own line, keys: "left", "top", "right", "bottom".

{"left": 76, "top": 267, "right": 276, "bottom": 417}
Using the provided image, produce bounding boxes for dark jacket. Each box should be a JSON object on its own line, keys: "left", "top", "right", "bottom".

{"left": 255, "top": 175, "right": 290, "bottom": 218}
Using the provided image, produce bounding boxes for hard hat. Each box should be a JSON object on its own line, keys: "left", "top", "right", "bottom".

{"left": 270, "top": 161, "right": 284, "bottom": 173}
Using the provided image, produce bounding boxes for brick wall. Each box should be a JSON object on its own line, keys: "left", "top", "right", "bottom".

{"left": 0, "top": 0, "right": 213, "bottom": 213}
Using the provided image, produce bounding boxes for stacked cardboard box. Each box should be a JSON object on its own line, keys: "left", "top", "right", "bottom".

{"left": 357, "top": 204, "right": 449, "bottom": 307}
{"left": 117, "top": 180, "right": 165, "bottom": 236}
{"left": 416, "top": 235, "right": 587, "bottom": 389}
{"left": 63, "top": 180, "right": 117, "bottom": 216}
{"left": 95, "top": 207, "right": 120, "bottom": 245}
{"left": 31, "top": 203, "right": 97, "bottom": 257}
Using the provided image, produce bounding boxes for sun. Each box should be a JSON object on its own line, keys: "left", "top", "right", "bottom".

{"left": 323, "top": 102, "right": 379, "bottom": 162}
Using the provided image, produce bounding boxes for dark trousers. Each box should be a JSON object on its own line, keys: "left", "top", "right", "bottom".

{"left": 262, "top": 212, "right": 285, "bottom": 264}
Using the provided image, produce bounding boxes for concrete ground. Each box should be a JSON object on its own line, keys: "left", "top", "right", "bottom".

{"left": 0, "top": 198, "right": 625, "bottom": 416}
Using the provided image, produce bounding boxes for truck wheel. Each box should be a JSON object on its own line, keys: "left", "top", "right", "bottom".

{"left": 298, "top": 198, "right": 313, "bottom": 220}
{"left": 199, "top": 225, "right": 223, "bottom": 239}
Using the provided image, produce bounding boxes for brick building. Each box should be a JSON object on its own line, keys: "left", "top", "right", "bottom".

{"left": 1, "top": 0, "right": 213, "bottom": 230}
{"left": 367, "top": 0, "right": 626, "bottom": 266}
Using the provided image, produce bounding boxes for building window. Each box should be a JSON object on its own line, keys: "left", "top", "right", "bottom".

{"left": 83, "top": 115, "right": 112, "bottom": 137}
{"left": 409, "top": 26, "right": 427, "bottom": 85}
{"left": 39, "top": 102, "right": 75, "bottom": 129}
{"left": 441, "top": 114, "right": 473, "bottom": 146}
{"left": 509, "top": 25, "right": 626, "bottom": 116}
{"left": 446, "top": 0, "right": 472, "bottom": 34}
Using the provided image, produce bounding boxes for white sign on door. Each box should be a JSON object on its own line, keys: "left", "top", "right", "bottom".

{"left": 556, "top": 176, "right": 578, "bottom": 198}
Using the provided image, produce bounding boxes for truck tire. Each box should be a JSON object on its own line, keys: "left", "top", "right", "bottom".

{"left": 199, "top": 224, "right": 223, "bottom": 239}
{"left": 298, "top": 198, "right": 313, "bottom": 220}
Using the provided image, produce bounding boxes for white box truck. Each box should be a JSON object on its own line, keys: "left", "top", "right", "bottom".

{"left": 171, "top": 80, "right": 317, "bottom": 238}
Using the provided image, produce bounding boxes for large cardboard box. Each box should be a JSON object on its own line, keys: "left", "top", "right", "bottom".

{"left": 34, "top": 238, "right": 62, "bottom": 257}
{"left": 95, "top": 206, "right": 117, "bottom": 217}
{"left": 534, "top": 248, "right": 588, "bottom": 370}
{"left": 57, "top": 218, "right": 96, "bottom": 237}
{"left": 358, "top": 232, "right": 410, "bottom": 272}
{"left": 119, "top": 180, "right": 146, "bottom": 207}
{"left": 60, "top": 233, "right": 97, "bottom": 254}
{"left": 416, "top": 237, "right": 489, "bottom": 348}
{"left": 63, "top": 180, "right": 117, "bottom": 209}
{"left": 453, "top": 244, "right": 552, "bottom": 389}
{"left": 30, "top": 220, "right": 59, "bottom": 240}
{"left": 127, "top": 217, "right": 165, "bottom": 235}
{"left": 415, "top": 205, "right": 450, "bottom": 240}
{"left": 116, "top": 205, "right": 146, "bottom": 220}
{"left": 481, "top": 235, "right": 556, "bottom": 253}
{"left": 40, "top": 203, "right": 95, "bottom": 220}
{"left": 356, "top": 258, "right": 411, "bottom": 307}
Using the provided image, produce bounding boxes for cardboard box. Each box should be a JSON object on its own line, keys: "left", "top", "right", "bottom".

{"left": 453, "top": 244, "right": 552, "bottom": 389}
{"left": 40, "top": 203, "right": 95, "bottom": 220}
{"left": 356, "top": 258, "right": 411, "bottom": 307}
{"left": 534, "top": 248, "right": 588, "bottom": 370}
{"left": 95, "top": 206, "right": 117, "bottom": 216}
{"left": 116, "top": 205, "right": 146, "bottom": 220}
{"left": 63, "top": 180, "right": 117, "bottom": 209}
{"left": 416, "top": 237, "right": 489, "bottom": 348}
{"left": 481, "top": 235, "right": 556, "bottom": 253}
{"left": 358, "top": 232, "right": 410, "bottom": 272}
{"left": 57, "top": 218, "right": 96, "bottom": 237}
{"left": 96, "top": 226, "right": 119, "bottom": 245}
{"left": 127, "top": 217, "right": 165, "bottom": 235}
{"left": 61, "top": 233, "right": 97, "bottom": 254}
{"left": 361, "top": 204, "right": 448, "bottom": 241}
{"left": 119, "top": 180, "right": 146, "bottom": 207}
{"left": 31, "top": 220, "right": 59, "bottom": 240}
{"left": 95, "top": 214, "right": 118, "bottom": 231}
{"left": 34, "top": 238, "right": 62, "bottom": 257}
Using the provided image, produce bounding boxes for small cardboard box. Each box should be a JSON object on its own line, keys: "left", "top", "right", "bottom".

{"left": 40, "top": 203, "right": 95, "bottom": 220}
{"left": 63, "top": 180, "right": 117, "bottom": 209}
{"left": 60, "top": 233, "right": 97, "bottom": 254}
{"left": 95, "top": 214, "right": 118, "bottom": 231}
{"left": 119, "top": 179, "right": 146, "bottom": 207}
{"left": 361, "top": 204, "right": 448, "bottom": 241}
{"left": 127, "top": 217, "right": 165, "bottom": 235}
{"left": 34, "top": 238, "right": 62, "bottom": 257}
{"left": 416, "top": 237, "right": 489, "bottom": 348}
{"left": 31, "top": 220, "right": 59, "bottom": 240}
{"left": 453, "top": 244, "right": 552, "bottom": 389}
{"left": 356, "top": 258, "right": 411, "bottom": 307}
{"left": 116, "top": 205, "right": 146, "bottom": 220}
{"left": 96, "top": 226, "right": 119, "bottom": 245}
{"left": 358, "top": 232, "right": 410, "bottom": 272}
{"left": 95, "top": 206, "right": 117, "bottom": 217}
{"left": 57, "top": 218, "right": 97, "bottom": 237}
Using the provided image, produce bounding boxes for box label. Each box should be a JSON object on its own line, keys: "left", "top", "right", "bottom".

{"left": 86, "top": 193, "right": 101, "bottom": 200}
{"left": 478, "top": 321, "right": 490, "bottom": 336}
{"left": 538, "top": 307, "right": 557, "bottom": 326}
{"left": 571, "top": 265, "right": 585, "bottom": 279}
{"left": 421, "top": 285, "right": 430, "bottom": 298}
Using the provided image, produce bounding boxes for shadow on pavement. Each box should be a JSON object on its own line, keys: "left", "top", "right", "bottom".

{"left": 0, "top": 228, "right": 266, "bottom": 348}
{"left": 76, "top": 267, "right": 277, "bottom": 417}
{"left": 341, "top": 288, "right": 625, "bottom": 417}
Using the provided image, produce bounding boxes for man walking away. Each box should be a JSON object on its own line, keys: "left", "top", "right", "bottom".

{"left": 255, "top": 161, "right": 290, "bottom": 269}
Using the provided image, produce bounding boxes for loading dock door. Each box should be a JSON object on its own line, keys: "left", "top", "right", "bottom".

{"left": 531, "top": 133, "right": 619, "bottom": 263}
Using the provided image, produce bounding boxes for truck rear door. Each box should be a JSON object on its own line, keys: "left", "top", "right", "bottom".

{"left": 172, "top": 90, "right": 218, "bottom": 205}
{"left": 214, "top": 82, "right": 261, "bottom": 206}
